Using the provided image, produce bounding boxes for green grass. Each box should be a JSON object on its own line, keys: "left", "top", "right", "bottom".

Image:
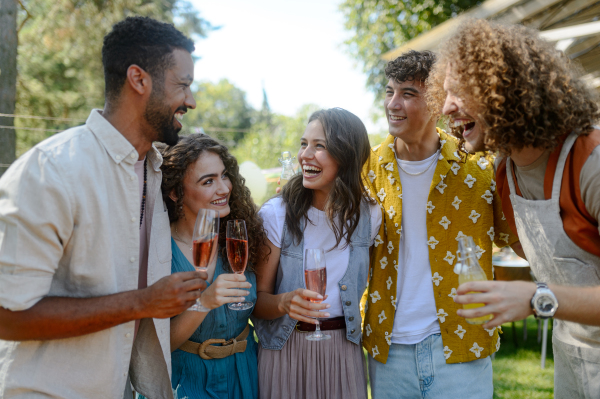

{"left": 493, "top": 317, "right": 554, "bottom": 398}
{"left": 365, "top": 316, "right": 554, "bottom": 398}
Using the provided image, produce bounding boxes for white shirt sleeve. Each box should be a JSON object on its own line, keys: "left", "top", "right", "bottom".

{"left": 0, "top": 149, "right": 74, "bottom": 311}
{"left": 258, "top": 197, "right": 287, "bottom": 248}
{"left": 369, "top": 200, "right": 383, "bottom": 245}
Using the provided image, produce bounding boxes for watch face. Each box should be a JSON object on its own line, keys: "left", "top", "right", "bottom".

{"left": 536, "top": 293, "right": 556, "bottom": 315}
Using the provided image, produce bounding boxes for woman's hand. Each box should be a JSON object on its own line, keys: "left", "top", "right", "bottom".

{"left": 199, "top": 273, "right": 252, "bottom": 311}
{"left": 278, "top": 288, "right": 330, "bottom": 324}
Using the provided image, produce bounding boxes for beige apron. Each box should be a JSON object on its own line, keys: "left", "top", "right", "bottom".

{"left": 507, "top": 132, "right": 600, "bottom": 399}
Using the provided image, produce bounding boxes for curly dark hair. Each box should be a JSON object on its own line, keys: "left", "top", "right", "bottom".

{"left": 102, "top": 16, "right": 195, "bottom": 102}
{"left": 159, "top": 134, "right": 268, "bottom": 272}
{"left": 386, "top": 50, "right": 437, "bottom": 84}
{"left": 280, "top": 108, "right": 373, "bottom": 251}
{"left": 427, "top": 19, "right": 600, "bottom": 155}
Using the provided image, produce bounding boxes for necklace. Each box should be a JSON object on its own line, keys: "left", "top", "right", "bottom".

{"left": 139, "top": 157, "right": 147, "bottom": 229}
{"left": 393, "top": 138, "right": 439, "bottom": 177}
{"left": 174, "top": 225, "right": 192, "bottom": 251}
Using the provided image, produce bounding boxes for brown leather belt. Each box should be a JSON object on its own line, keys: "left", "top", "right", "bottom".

{"left": 295, "top": 316, "right": 346, "bottom": 332}
{"left": 179, "top": 324, "right": 250, "bottom": 360}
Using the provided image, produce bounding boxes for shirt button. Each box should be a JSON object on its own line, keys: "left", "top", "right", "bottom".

{"left": 130, "top": 176, "right": 135, "bottom": 181}
{"left": 130, "top": 153, "right": 136, "bottom": 159}
{"left": 130, "top": 257, "right": 135, "bottom": 263}
{"left": 219, "top": 324, "right": 225, "bottom": 328}
{"left": 345, "top": 301, "right": 351, "bottom": 306}
{"left": 341, "top": 285, "right": 347, "bottom": 291}
{"left": 131, "top": 217, "right": 136, "bottom": 222}
{"left": 123, "top": 372, "right": 127, "bottom": 377}
{"left": 351, "top": 329, "right": 356, "bottom": 334}
{"left": 116, "top": 155, "right": 122, "bottom": 160}
{"left": 125, "top": 333, "right": 131, "bottom": 338}
{"left": 349, "top": 316, "right": 354, "bottom": 321}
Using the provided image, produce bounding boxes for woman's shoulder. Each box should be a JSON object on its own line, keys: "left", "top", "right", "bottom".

{"left": 259, "top": 196, "right": 286, "bottom": 218}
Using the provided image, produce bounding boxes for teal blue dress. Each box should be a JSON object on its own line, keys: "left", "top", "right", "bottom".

{"left": 170, "top": 238, "right": 258, "bottom": 399}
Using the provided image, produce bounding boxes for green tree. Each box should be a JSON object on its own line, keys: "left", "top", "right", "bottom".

{"left": 231, "top": 104, "right": 320, "bottom": 170}
{"left": 182, "top": 79, "right": 253, "bottom": 144}
{"left": 15, "top": 0, "right": 211, "bottom": 156}
{"left": 340, "top": 0, "right": 481, "bottom": 100}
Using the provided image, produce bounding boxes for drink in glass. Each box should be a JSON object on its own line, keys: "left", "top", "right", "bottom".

{"left": 278, "top": 151, "right": 296, "bottom": 187}
{"left": 304, "top": 248, "right": 331, "bottom": 341}
{"left": 227, "top": 219, "right": 253, "bottom": 310}
{"left": 457, "top": 236, "right": 493, "bottom": 324}
{"left": 189, "top": 209, "right": 219, "bottom": 312}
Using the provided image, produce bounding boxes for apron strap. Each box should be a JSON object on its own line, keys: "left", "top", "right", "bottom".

{"left": 550, "top": 132, "right": 578, "bottom": 201}
{"left": 506, "top": 157, "right": 517, "bottom": 195}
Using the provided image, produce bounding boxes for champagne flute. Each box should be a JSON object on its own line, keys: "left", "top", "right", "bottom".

{"left": 189, "top": 209, "right": 219, "bottom": 312}
{"left": 304, "top": 248, "right": 331, "bottom": 341}
{"left": 227, "top": 219, "right": 253, "bottom": 310}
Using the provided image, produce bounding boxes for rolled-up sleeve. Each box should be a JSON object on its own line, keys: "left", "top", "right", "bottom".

{"left": 0, "top": 148, "right": 73, "bottom": 311}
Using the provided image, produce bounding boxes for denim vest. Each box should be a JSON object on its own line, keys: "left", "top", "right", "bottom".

{"left": 254, "top": 201, "right": 371, "bottom": 350}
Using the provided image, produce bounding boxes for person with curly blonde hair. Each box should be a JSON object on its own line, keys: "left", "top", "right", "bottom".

{"left": 430, "top": 19, "right": 600, "bottom": 398}
{"left": 156, "top": 134, "right": 268, "bottom": 399}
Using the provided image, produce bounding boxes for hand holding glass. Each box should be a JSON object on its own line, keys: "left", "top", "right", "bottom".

{"left": 189, "top": 209, "right": 219, "bottom": 312}
{"left": 304, "top": 248, "right": 331, "bottom": 341}
{"left": 227, "top": 220, "right": 253, "bottom": 310}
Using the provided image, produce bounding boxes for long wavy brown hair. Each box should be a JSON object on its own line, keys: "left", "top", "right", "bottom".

{"left": 426, "top": 19, "right": 600, "bottom": 155}
{"left": 280, "top": 108, "right": 372, "bottom": 250}
{"left": 159, "top": 134, "right": 268, "bottom": 272}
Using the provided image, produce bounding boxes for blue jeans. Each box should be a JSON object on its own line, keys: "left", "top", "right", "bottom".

{"left": 368, "top": 334, "right": 493, "bottom": 399}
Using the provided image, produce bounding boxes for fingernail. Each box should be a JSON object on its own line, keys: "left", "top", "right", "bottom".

{"left": 245, "top": 291, "right": 250, "bottom": 295}
{"left": 317, "top": 294, "right": 323, "bottom": 300}
{"left": 324, "top": 313, "right": 330, "bottom": 317}
{"left": 326, "top": 304, "right": 331, "bottom": 309}
{"left": 240, "top": 297, "right": 246, "bottom": 301}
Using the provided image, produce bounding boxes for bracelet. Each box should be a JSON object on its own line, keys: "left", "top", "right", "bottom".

{"left": 195, "top": 295, "right": 211, "bottom": 313}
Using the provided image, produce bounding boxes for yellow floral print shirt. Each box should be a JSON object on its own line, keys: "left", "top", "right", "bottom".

{"left": 362, "top": 129, "right": 518, "bottom": 364}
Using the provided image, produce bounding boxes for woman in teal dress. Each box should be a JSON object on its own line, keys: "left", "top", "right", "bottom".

{"left": 158, "top": 134, "right": 268, "bottom": 399}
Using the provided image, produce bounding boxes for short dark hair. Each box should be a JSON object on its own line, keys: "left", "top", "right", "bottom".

{"left": 102, "top": 16, "right": 195, "bottom": 101}
{"left": 385, "top": 50, "right": 436, "bottom": 84}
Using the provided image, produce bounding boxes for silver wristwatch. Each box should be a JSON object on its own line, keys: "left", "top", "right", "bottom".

{"left": 530, "top": 282, "right": 559, "bottom": 319}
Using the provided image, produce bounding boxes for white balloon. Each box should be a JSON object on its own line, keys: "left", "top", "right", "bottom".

{"left": 238, "top": 161, "right": 268, "bottom": 204}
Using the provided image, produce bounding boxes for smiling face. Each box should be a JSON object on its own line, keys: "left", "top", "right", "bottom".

{"left": 442, "top": 64, "right": 485, "bottom": 152}
{"left": 178, "top": 151, "right": 232, "bottom": 220}
{"left": 384, "top": 79, "right": 435, "bottom": 145}
{"left": 144, "top": 48, "right": 196, "bottom": 146}
{"left": 298, "top": 120, "right": 339, "bottom": 200}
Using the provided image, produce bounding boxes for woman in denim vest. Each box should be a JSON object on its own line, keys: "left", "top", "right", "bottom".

{"left": 253, "top": 108, "right": 382, "bottom": 399}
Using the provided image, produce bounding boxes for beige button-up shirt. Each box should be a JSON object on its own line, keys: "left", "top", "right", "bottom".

{"left": 0, "top": 110, "right": 173, "bottom": 398}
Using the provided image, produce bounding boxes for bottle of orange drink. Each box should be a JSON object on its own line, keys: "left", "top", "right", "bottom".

{"left": 456, "top": 236, "right": 493, "bottom": 325}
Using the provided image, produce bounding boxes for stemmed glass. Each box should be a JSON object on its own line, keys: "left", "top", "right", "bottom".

{"left": 189, "top": 209, "right": 219, "bottom": 312}
{"left": 304, "top": 248, "right": 331, "bottom": 341}
{"left": 227, "top": 219, "right": 253, "bottom": 310}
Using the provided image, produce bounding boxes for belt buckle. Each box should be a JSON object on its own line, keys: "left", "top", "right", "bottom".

{"left": 198, "top": 338, "right": 224, "bottom": 360}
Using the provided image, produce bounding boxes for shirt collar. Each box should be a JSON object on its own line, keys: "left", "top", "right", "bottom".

{"left": 86, "top": 109, "right": 163, "bottom": 171}
{"left": 376, "top": 128, "right": 464, "bottom": 166}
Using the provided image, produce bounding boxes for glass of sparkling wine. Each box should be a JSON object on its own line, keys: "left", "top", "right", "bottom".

{"left": 189, "top": 209, "right": 219, "bottom": 312}
{"left": 227, "top": 219, "right": 253, "bottom": 310}
{"left": 304, "top": 248, "right": 331, "bottom": 341}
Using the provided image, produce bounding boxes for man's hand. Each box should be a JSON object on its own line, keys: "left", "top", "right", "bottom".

{"left": 139, "top": 271, "right": 207, "bottom": 319}
{"left": 453, "top": 280, "right": 536, "bottom": 329}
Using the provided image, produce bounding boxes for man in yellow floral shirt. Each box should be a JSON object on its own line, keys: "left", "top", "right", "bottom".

{"left": 362, "top": 50, "right": 519, "bottom": 398}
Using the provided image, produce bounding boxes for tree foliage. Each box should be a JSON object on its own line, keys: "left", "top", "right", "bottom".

{"left": 15, "top": 0, "right": 211, "bottom": 155}
{"left": 340, "top": 0, "right": 481, "bottom": 100}
{"left": 182, "top": 79, "right": 253, "bottom": 144}
{"left": 231, "top": 104, "right": 319, "bottom": 170}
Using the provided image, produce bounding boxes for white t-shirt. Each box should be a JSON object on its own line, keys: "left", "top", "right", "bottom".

{"left": 392, "top": 150, "right": 442, "bottom": 344}
{"left": 260, "top": 197, "right": 382, "bottom": 318}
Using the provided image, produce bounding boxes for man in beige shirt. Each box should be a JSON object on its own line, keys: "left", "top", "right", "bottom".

{"left": 0, "top": 17, "right": 206, "bottom": 398}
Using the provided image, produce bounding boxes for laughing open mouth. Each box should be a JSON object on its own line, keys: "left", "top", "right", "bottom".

{"left": 303, "top": 165, "right": 322, "bottom": 177}
{"left": 453, "top": 119, "right": 475, "bottom": 135}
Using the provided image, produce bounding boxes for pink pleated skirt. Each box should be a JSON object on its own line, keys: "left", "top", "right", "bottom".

{"left": 258, "top": 328, "right": 368, "bottom": 399}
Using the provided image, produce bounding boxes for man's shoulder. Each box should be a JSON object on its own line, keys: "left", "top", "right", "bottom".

{"left": 34, "top": 124, "right": 97, "bottom": 161}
